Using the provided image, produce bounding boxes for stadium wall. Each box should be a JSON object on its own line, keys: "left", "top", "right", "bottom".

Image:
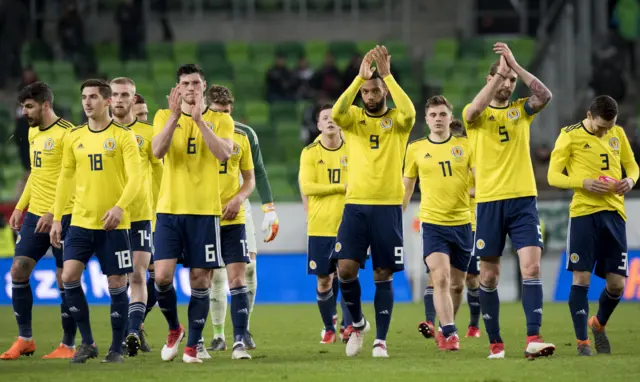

{"left": 2, "top": 201, "right": 640, "bottom": 305}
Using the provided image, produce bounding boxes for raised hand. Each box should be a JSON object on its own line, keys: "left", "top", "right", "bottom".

{"left": 493, "top": 42, "right": 518, "bottom": 69}
{"left": 372, "top": 45, "right": 391, "bottom": 78}
{"left": 359, "top": 50, "right": 375, "bottom": 80}
{"left": 191, "top": 92, "right": 203, "bottom": 121}
{"left": 497, "top": 55, "right": 511, "bottom": 77}
{"left": 167, "top": 86, "right": 181, "bottom": 117}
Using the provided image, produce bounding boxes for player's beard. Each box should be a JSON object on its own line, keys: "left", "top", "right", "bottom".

{"left": 26, "top": 116, "right": 42, "bottom": 127}
{"left": 112, "top": 105, "right": 132, "bottom": 119}
{"left": 364, "top": 98, "right": 385, "bottom": 114}
{"left": 495, "top": 89, "right": 512, "bottom": 102}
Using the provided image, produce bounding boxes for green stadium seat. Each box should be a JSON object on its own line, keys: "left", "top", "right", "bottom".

{"left": 225, "top": 42, "right": 250, "bottom": 64}
{"left": 276, "top": 42, "right": 304, "bottom": 60}
{"left": 460, "top": 38, "right": 486, "bottom": 58}
{"left": 52, "top": 82, "right": 77, "bottom": 108}
{"left": 304, "top": 40, "right": 328, "bottom": 62}
{"left": 98, "top": 60, "right": 124, "bottom": 79}
{"left": 198, "top": 42, "right": 226, "bottom": 61}
{"left": 32, "top": 61, "right": 53, "bottom": 83}
{"left": 270, "top": 101, "right": 298, "bottom": 122}
{"left": 329, "top": 41, "right": 357, "bottom": 59}
{"left": 423, "top": 58, "right": 450, "bottom": 86}
{"left": 245, "top": 101, "right": 270, "bottom": 126}
{"left": 94, "top": 42, "right": 118, "bottom": 61}
{"left": 201, "top": 58, "right": 233, "bottom": 81}
{"left": 151, "top": 60, "right": 175, "bottom": 81}
{"left": 384, "top": 40, "right": 408, "bottom": 60}
{"left": 250, "top": 42, "right": 276, "bottom": 61}
{"left": 234, "top": 79, "right": 264, "bottom": 101}
{"left": 147, "top": 42, "right": 174, "bottom": 61}
{"left": 257, "top": 0, "right": 284, "bottom": 11}
{"left": 336, "top": 57, "right": 350, "bottom": 72}
{"left": 125, "top": 61, "right": 150, "bottom": 80}
{"left": 135, "top": 83, "right": 155, "bottom": 101}
{"left": 173, "top": 42, "right": 198, "bottom": 63}
{"left": 52, "top": 61, "right": 75, "bottom": 82}
{"left": 280, "top": 136, "right": 304, "bottom": 164}
{"left": 70, "top": 103, "right": 84, "bottom": 124}
{"left": 433, "top": 38, "right": 458, "bottom": 61}
{"left": 275, "top": 121, "right": 300, "bottom": 137}
{"left": 27, "top": 40, "right": 55, "bottom": 61}
{"left": 233, "top": 62, "right": 260, "bottom": 81}
{"left": 392, "top": 58, "right": 412, "bottom": 82}
{"left": 356, "top": 41, "right": 377, "bottom": 55}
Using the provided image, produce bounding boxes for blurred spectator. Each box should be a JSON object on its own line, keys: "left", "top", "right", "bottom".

{"left": 293, "top": 57, "right": 315, "bottom": 100}
{"left": 311, "top": 53, "right": 342, "bottom": 99}
{"left": 266, "top": 55, "right": 294, "bottom": 102}
{"left": 301, "top": 92, "right": 331, "bottom": 145}
{"left": 611, "top": 0, "right": 640, "bottom": 76}
{"left": 342, "top": 54, "right": 362, "bottom": 90}
{"left": 153, "top": 0, "right": 174, "bottom": 41}
{"left": 17, "top": 67, "right": 39, "bottom": 91}
{"left": 116, "top": 0, "right": 145, "bottom": 61}
{"left": 0, "top": 0, "right": 29, "bottom": 89}
{"left": 58, "top": 1, "right": 85, "bottom": 60}
{"left": 590, "top": 61, "right": 626, "bottom": 102}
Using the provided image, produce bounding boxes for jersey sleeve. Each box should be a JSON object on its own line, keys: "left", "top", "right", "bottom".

{"left": 403, "top": 144, "right": 418, "bottom": 178}
{"left": 53, "top": 133, "right": 77, "bottom": 221}
{"left": 618, "top": 127, "right": 640, "bottom": 183}
{"left": 153, "top": 109, "right": 169, "bottom": 138}
{"left": 467, "top": 142, "right": 475, "bottom": 170}
{"left": 240, "top": 135, "right": 254, "bottom": 171}
{"left": 148, "top": 134, "right": 164, "bottom": 209}
{"left": 462, "top": 103, "right": 487, "bottom": 130}
{"left": 519, "top": 98, "right": 540, "bottom": 120}
{"left": 547, "top": 130, "right": 582, "bottom": 189}
{"left": 246, "top": 126, "right": 273, "bottom": 204}
{"left": 332, "top": 77, "right": 365, "bottom": 130}
{"left": 216, "top": 113, "right": 234, "bottom": 140}
{"left": 384, "top": 75, "right": 416, "bottom": 131}
{"left": 115, "top": 129, "right": 142, "bottom": 211}
{"left": 15, "top": 176, "right": 32, "bottom": 211}
{"left": 299, "top": 148, "right": 344, "bottom": 196}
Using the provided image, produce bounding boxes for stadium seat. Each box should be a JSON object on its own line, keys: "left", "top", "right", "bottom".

{"left": 275, "top": 121, "right": 300, "bottom": 138}
{"left": 270, "top": 101, "right": 298, "bottom": 123}
{"left": 433, "top": 38, "right": 458, "bottom": 61}
{"left": 135, "top": 83, "right": 155, "bottom": 101}
{"left": 125, "top": 61, "right": 151, "bottom": 80}
{"left": 225, "top": 41, "right": 250, "bottom": 65}
{"left": 276, "top": 41, "right": 305, "bottom": 60}
{"left": 245, "top": 101, "right": 270, "bottom": 126}
{"left": 94, "top": 42, "right": 119, "bottom": 61}
{"left": 356, "top": 41, "right": 377, "bottom": 55}
{"left": 460, "top": 38, "right": 485, "bottom": 58}
{"left": 280, "top": 136, "right": 304, "bottom": 164}
{"left": 146, "top": 42, "right": 174, "bottom": 61}
{"left": 304, "top": 40, "right": 328, "bottom": 63}
{"left": 250, "top": 42, "right": 276, "bottom": 61}
{"left": 384, "top": 40, "right": 408, "bottom": 60}
{"left": 173, "top": 42, "right": 198, "bottom": 63}
{"left": 32, "top": 61, "right": 53, "bottom": 83}
{"left": 198, "top": 42, "right": 226, "bottom": 61}
{"left": 52, "top": 81, "right": 77, "bottom": 108}
{"left": 329, "top": 41, "right": 357, "bottom": 60}
{"left": 151, "top": 60, "right": 175, "bottom": 81}
{"left": 98, "top": 60, "right": 124, "bottom": 79}
{"left": 52, "top": 61, "right": 76, "bottom": 82}
{"left": 423, "top": 58, "right": 450, "bottom": 86}
{"left": 201, "top": 58, "right": 234, "bottom": 81}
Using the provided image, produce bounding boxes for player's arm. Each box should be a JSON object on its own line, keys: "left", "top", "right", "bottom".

{"left": 193, "top": 106, "right": 233, "bottom": 161}
{"left": 298, "top": 150, "right": 345, "bottom": 196}
{"left": 402, "top": 143, "right": 418, "bottom": 212}
{"left": 469, "top": 168, "right": 476, "bottom": 198}
{"left": 464, "top": 56, "right": 511, "bottom": 124}
{"left": 247, "top": 128, "right": 274, "bottom": 205}
{"left": 9, "top": 175, "right": 32, "bottom": 230}
{"left": 373, "top": 46, "right": 416, "bottom": 130}
{"left": 615, "top": 128, "right": 639, "bottom": 195}
{"left": 152, "top": 88, "right": 181, "bottom": 159}
{"left": 494, "top": 42, "right": 552, "bottom": 115}
{"left": 223, "top": 169, "right": 256, "bottom": 221}
{"left": 149, "top": 143, "right": 164, "bottom": 208}
{"left": 51, "top": 135, "right": 76, "bottom": 247}
{"left": 402, "top": 176, "right": 417, "bottom": 212}
{"left": 332, "top": 51, "right": 375, "bottom": 128}
{"left": 115, "top": 130, "right": 142, "bottom": 211}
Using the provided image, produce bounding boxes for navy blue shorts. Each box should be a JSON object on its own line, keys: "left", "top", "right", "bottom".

{"left": 130, "top": 220, "right": 152, "bottom": 253}
{"left": 474, "top": 196, "right": 543, "bottom": 257}
{"left": 63, "top": 226, "right": 132, "bottom": 275}
{"left": 567, "top": 211, "right": 628, "bottom": 279}
{"left": 154, "top": 214, "right": 222, "bottom": 269}
{"left": 467, "top": 231, "right": 480, "bottom": 275}
{"left": 220, "top": 224, "right": 249, "bottom": 266}
{"left": 15, "top": 213, "right": 71, "bottom": 268}
{"left": 422, "top": 222, "right": 472, "bottom": 273}
{"left": 332, "top": 204, "right": 404, "bottom": 272}
{"left": 307, "top": 236, "right": 336, "bottom": 276}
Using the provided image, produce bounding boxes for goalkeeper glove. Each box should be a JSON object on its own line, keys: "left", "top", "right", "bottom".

{"left": 261, "top": 203, "right": 279, "bottom": 242}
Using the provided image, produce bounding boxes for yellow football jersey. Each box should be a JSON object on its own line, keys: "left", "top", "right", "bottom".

{"left": 128, "top": 119, "right": 161, "bottom": 222}
{"left": 463, "top": 98, "right": 537, "bottom": 203}
{"left": 299, "top": 140, "right": 348, "bottom": 236}
{"left": 404, "top": 135, "right": 474, "bottom": 226}
{"left": 53, "top": 121, "right": 142, "bottom": 229}
{"left": 153, "top": 108, "right": 234, "bottom": 216}
{"left": 332, "top": 76, "right": 415, "bottom": 205}
{"left": 16, "top": 118, "right": 74, "bottom": 216}
{"left": 219, "top": 129, "right": 254, "bottom": 226}
{"left": 469, "top": 172, "right": 477, "bottom": 232}
{"left": 548, "top": 122, "right": 639, "bottom": 220}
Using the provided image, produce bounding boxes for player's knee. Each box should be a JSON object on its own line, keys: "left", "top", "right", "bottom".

{"left": 431, "top": 269, "right": 450, "bottom": 290}
{"left": 521, "top": 262, "right": 541, "bottom": 279}
{"left": 337, "top": 260, "right": 359, "bottom": 280}
{"left": 10, "top": 258, "right": 33, "bottom": 282}
{"left": 605, "top": 275, "right": 625, "bottom": 295}
{"left": 465, "top": 274, "right": 479, "bottom": 289}
{"left": 317, "top": 275, "right": 332, "bottom": 292}
{"left": 480, "top": 271, "right": 499, "bottom": 288}
{"left": 189, "top": 268, "right": 211, "bottom": 289}
{"left": 107, "top": 275, "right": 127, "bottom": 289}
{"left": 129, "top": 269, "right": 146, "bottom": 287}
{"left": 154, "top": 271, "right": 173, "bottom": 286}
{"left": 373, "top": 268, "right": 393, "bottom": 282}
{"left": 572, "top": 271, "right": 591, "bottom": 286}
{"left": 450, "top": 281, "right": 465, "bottom": 296}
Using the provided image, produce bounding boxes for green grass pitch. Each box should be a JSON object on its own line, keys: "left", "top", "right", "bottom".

{"left": 1, "top": 303, "right": 639, "bottom": 381}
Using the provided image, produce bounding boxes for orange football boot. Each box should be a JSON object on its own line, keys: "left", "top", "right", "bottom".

{"left": 42, "top": 344, "right": 75, "bottom": 359}
{"left": 0, "top": 338, "right": 36, "bottom": 360}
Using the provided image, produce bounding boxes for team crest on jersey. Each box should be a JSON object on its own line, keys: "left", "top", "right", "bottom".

{"left": 341, "top": 156, "right": 348, "bottom": 166}
{"left": 309, "top": 260, "right": 317, "bottom": 270}
{"left": 104, "top": 138, "right": 116, "bottom": 151}
{"left": 380, "top": 117, "right": 393, "bottom": 129}
{"left": 205, "top": 121, "right": 214, "bottom": 130}
{"left": 451, "top": 146, "right": 464, "bottom": 157}
{"left": 43, "top": 138, "right": 55, "bottom": 151}
{"left": 335, "top": 242, "right": 342, "bottom": 253}
{"left": 136, "top": 135, "right": 144, "bottom": 147}
{"left": 476, "top": 239, "right": 485, "bottom": 250}
{"left": 570, "top": 253, "right": 580, "bottom": 264}
{"left": 609, "top": 137, "right": 620, "bottom": 150}
{"left": 232, "top": 143, "right": 240, "bottom": 155}
{"left": 507, "top": 108, "right": 520, "bottom": 120}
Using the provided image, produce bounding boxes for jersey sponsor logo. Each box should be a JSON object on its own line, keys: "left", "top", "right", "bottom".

{"left": 43, "top": 138, "right": 55, "bottom": 151}
{"left": 609, "top": 137, "right": 620, "bottom": 150}
{"left": 507, "top": 108, "right": 520, "bottom": 120}
{"left": 334, "top": 242, "right": 342, "bottom": 252}
{"left": 451, "top": 146, "right": 464, "bottom": 157}
{"left": 340, "top": 156, "right": 348, "bottom": 166}
{"left": 136, "top": 135, "right": 144, "bottom": 147}
{"left": 380, "top": 117, "right": 393, "bottom": 129}
{"left": 570, "top": 253, "right": 579, "bottom": 263}
{"left": 309, "top": 260, "right": 317, "bottom": 270}
{"left": 476, "top": 239, "right": 485, "bottom": 250}
{"left": 103, "top": 138, "right": 117, "bottom": 151}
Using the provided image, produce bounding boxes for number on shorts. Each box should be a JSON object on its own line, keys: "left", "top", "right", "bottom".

{"left": 115, "top": 250, "right": 132, "bottom": 269}
{"left": 240, "top": 239, "right": 249, "bottom": 258}
{"left": 394, "top": 247, "right": 404, "bottom": 265}
{"left": 138, "top": 230, "right": 151, "bottom": 247}
{"left": 205, "top": 244, "right": 216, "bottom": 263}
{"left": 619, "top": 252, "right": 628, "bottom": 272}
{"left": 537, "top": 224, "right": 543, "bottom": 243}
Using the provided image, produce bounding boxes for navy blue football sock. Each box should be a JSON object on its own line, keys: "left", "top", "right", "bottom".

{"left": 374, "top": 280, "right": 393, "bottom": 341}
{"left": 109, "top": 285, "right": 129, "bottom": 354}
{"left": 339, "top": 276, "right": 363, "bottom": 326}
{"left": 423, "top": 286, "right": 435, "bottom": 323}
{"left": 331, "top": 276, "right": 339, "bottom": 318}
{"left": 467, "top": 287, "right": 481, "bottom": 328}
{"left": 441, "top": 323, "right": 457, "bottom": 338}
{"left": 596, "top": 287, "right": 621, "bottom": 326}
{"left": 64, "top": 280, "right": 94, "bottom": 345}
{"left": 230, "top": 286, "right": 249, "bottom": 343}
{"left": 317, "top": 288, "right": 336, "bottom": 332}
{"left": 479, "top": 283, "right": 502, "bottom": 343}
{"left": 568, "top": 284, "right": 589, "bottom": 341}
{"left": 59, "top": 289, "right": 77, "bottom": 347}
{"left": 12, "top": 281, "right": 33, "bottom": 338}
{"left": 128, "top": 302, "right": 146, "bottom": 335}
{"left": 187, "top": 288, "right": 210, "bottom": 347}
{"left": 144, "top": 272, "right": 156, "bottom": 321}
{"left": 522, "top": 278, "right": 543, "bottom": 337}
{"left": 155, "top": 282, "right": 180, "bottom": 330}
{"left": 340, "top": 292, "right": 353, "bottom": 327}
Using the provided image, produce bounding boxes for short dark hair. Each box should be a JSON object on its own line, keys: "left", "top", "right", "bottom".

{"left": 450, "top": 119, "right": 466, "bottom": 137}
{"left": 370, "top": 70, "right": 382, "bottom": 80}
{"left": 18, "top": 81, "right": 54, "bottom": 105}
{"left": 176, "top": 64, "right": 205, "bottom": 82}
{"left": 489, "top": 60, "right": 500, "bottom": 76}
{"left": 134, "top": 93, "right": 146, "bottom": 104}
{"left": 425, "top": 95, "right": 453, "bottom": 113}
{"left": 80, "top": 79, "right": 112, "bottom": 99}
{"left": 315, "top": 103, "right": 333, "bottom": 121}
{"left": 205, "top": 85, "right": 234, "bottom": 106}
{"left": 589, "top": 95, "right": 618, "bottom": 121}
